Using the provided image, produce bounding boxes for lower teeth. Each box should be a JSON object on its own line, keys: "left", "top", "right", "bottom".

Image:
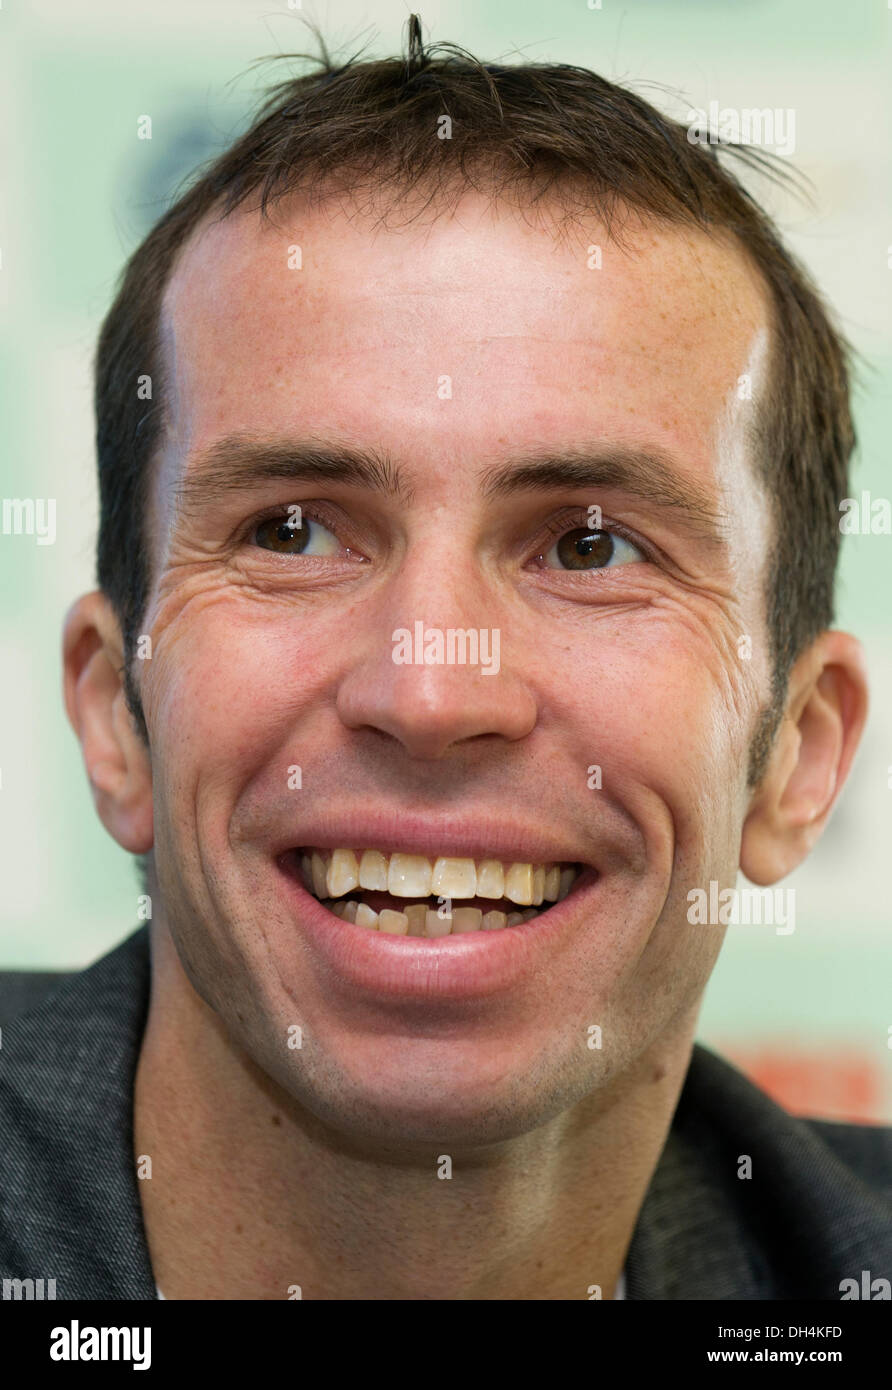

{"left": 318, "top": 899, "right": 541, "bottom": 935}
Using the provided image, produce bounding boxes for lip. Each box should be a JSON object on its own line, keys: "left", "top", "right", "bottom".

{"left": 275, "top": 851, "right": 600, "bottom": 1002}
{"left": 268, "top": 808, "right": 597, "bottom": 871}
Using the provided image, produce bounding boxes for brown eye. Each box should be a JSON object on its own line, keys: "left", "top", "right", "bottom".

{"left": 253, "top": 515, "right": 339, "bottom": 556}
{"left": 554, "top": 528, "right": 614, "bottom": 570}
{"left": 541, "top": 526, "right": 645, "bottom": 572}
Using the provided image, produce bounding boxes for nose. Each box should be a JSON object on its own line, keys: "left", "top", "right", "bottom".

{"left": 335, "top": 564, "right": 537, "bottom": 761}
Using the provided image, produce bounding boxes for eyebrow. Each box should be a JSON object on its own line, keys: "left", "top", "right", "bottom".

{"left": 173, "top": 435, "right": 411, "bottom": 516}
{"left": 479, "top": 446, "right": 728, "bottom": 549}
{"left": 173, "top": 433, "right": 728, "bottom": 550}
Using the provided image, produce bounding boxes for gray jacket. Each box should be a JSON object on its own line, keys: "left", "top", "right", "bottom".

{"left": 1, "top": 926, "right": 890, "bottom": 1299}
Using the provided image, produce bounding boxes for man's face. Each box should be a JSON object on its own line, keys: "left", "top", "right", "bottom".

{"left": 140, "top": 190, "right": 773, "bottom": 1144}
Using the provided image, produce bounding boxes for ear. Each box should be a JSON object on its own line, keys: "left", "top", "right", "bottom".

{"left": 740, "top": 630, "right": 868, "bottom": 885}
{"left": 62, "top": 591, "right": 153, "bottom": 854}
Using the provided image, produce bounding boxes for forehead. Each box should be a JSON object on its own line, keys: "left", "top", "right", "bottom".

{"left": 157, "top": 189, "right": 771, "bottom": 502}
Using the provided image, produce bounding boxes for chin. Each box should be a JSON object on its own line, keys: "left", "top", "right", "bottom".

{"left": 269, "top": 1029, "right": 598, "bottom": 1150}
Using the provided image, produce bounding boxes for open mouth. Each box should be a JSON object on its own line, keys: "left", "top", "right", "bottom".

{"left": 284, "top": 848, "right": 584, "bottom": 937}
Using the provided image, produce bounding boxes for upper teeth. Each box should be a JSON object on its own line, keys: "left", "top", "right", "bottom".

{"left": 301, "top": 849, "right": 577, "bottom": 907}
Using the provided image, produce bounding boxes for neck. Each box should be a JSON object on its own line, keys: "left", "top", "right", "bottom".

{"left": 134, "top": 925, "right": 697, "bottom": 1301}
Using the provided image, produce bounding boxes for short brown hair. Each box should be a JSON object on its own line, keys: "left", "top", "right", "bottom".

{"left": 95, "top": 17, "right": 855, "bottom": 798}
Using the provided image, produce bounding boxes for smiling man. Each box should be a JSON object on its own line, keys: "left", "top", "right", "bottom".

{"left": 2, "top": 22, "right": 890, "bottom": 1302}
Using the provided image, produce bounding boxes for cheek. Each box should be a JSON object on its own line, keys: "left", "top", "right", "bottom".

{"left": 540, "top": 601, "right": 754, "bottom": 840}
{"left": 551, "top": 599, "right": 751, "bottom": 741}
{"left": 611, "top": 637, "right": 752, "bottom": 865}
{"left": 143, "top": 591, "right": 335, "bottom": 801}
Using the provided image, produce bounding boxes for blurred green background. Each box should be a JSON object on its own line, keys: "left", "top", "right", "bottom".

{"left": 1, "top": 0, "right": 890, "bottom": 1120}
